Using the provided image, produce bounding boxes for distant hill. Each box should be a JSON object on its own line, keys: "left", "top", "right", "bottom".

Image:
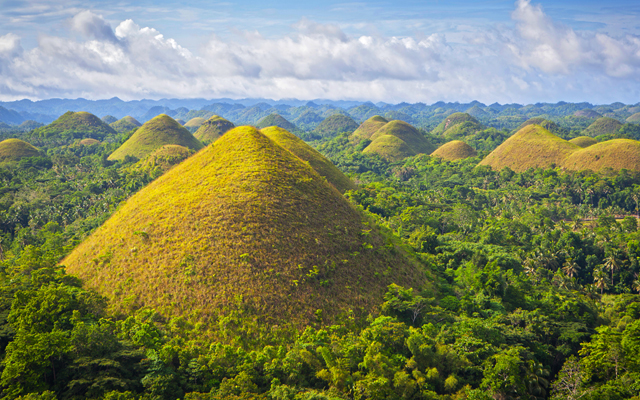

{"left": 465, "top": 105, "right": 489, "bottom": 119}
{"left": 517, "top": 117, "right": 567, "bottom": 137}
{"left": 184, "top": 117, "right": 207, "bottom": 129}
{"left": 312, "top": 114, "right": 359, "bottom": 138}
{"left": 193, "top": 115, "right": 235, "bottom": 144}
{"left": 110, "top": 116, "right": 141, "bottom": 134}
{"left": 30, "top": 111, "right": 117, "bottom": 142}
{"left": 363, "top": 120, "right": 435, "bottom": 161}
{"left": 569, "top": 136, "right": 598, "bottom": 148}
{"left": 582, "top": 117, "right": 623, "bottom": 137}
{"left": 18, "top": 120, "right": 43, "bottom": 130}
{"left": 78, "top": 138, "right": 100, "bottom": 146}
{"left": 479, "top": 125, "right": 579, "bottom": 172}
{"left": 292, "top": 109, "right": 324, "bottom": 130}
{"left": 563, "top": 140, "right": 640, "bottom": 172}
{"left": 108, "top": 114, "right": 203, "bottom": 161}
{"left": 351, "top": 116, "right": 389, "bottom": 140}
{"left": 261, "top": 126, "right": 356, "bottom": 193}
{"left": 627, "top": 113, "right": 640, "bottom": 123}
{"left": 432, "top": 113, "right": 479, "bottom": 135}
{"left": 0, "top": 139, "right": 41, "bottom": 162}
{"left": 574, "top": 109, "right": 602, "bottom": 118}
{"left": 101, "top": 115, "right": 118, "bottom": 124}
{"left": 256, "top": 114, "right": 297, "bottom": 131}
{"left": 63, "top": 126, "right": 424, "bottom": 338}
{"left": 431, "top": 140, "right": 477, "bottom": 161}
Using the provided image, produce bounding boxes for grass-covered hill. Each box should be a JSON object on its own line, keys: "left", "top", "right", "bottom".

{"left": 569, "top": 136, "right": 598, "bottom": 148}
{"left": 110, "top": 116, "right": 141, "bottom": 134}
{"left": 62, "top": 126, "right": 424, "bottom": 338}
{"left": 582, "top": 117, "right": 623, "bottom": 137}
{"left": 78, "top": 138, "right": 100, "bottom": 146}
{"left": 135, "top": 144, "right": 195, "bottom": 174}
{"left": 30, "top": 111, "right": 117, "bottom": 142}
{"left": 261, "top": 126, "right": 356, "bottom": 193}
{"left": 0, "top": 138, "right": 41, "bottom": 163}
{"left": 351, "top": 116, "right": 389, "bottom": 140}
{"left": 312, "top": 114, "right": 359, "bottom": 138}
{"left": 479, "top": 124, "right": 580, "bottom": 172}
{"left": 574, "top": 109, "right": 602, "bottom": 118}
{"left": 431, "top": 140, "right": 477, "bottom": 161}
{"left": 107, "top": 114, "right": 203, "bottom": 161}
{"left": 184, "top": 117, "right": 207, "bottom": 129}
{"left": 627, "top": 113, "right": 640, "bottom": 123}
{"left": 563, "top": 139, "right": 640, "bottom": 172}
{"left": 517, "top": 117, "right": 567, "bottom": 137}
{"left": 101, "top": 115, "right": 117, "bottom": 124}
{"left": 432, "top": 112, "right": 478, "bottom": 135}
{"left": 193, "top": 115, "right": 235, "bottom": 144}
{"left": 363, "top": 120, "right": 435, "bottom": 161}
{"left": 256, "top": 113, "right": 297, "bottom": 131}
{"left": 442, "top": 120, "right": 484, "bottom": 141}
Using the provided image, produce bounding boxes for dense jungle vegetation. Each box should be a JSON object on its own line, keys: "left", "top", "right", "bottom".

{"left": 1, "top": 124, "right": 640, "bottom": 400}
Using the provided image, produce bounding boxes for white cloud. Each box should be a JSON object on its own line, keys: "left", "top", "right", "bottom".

{"left": 0, "top": 2, "right": 639, "bottom": 103}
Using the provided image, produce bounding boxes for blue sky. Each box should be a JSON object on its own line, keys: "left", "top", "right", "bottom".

{"left": 1, "top": 0, "right": 639, "bottom": 104}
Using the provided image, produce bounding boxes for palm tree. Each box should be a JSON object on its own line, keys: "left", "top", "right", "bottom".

{"left": 593, "top": 266, "right": 608, "bottom": 295}
{"left": 603, "top": 254, "right": 620, "bottom": 286}
{"left": 633, "top": 279, "right": 640, "bottom": 294}
{"left": 562, "top": 258, "right": 580, "bottom": 278}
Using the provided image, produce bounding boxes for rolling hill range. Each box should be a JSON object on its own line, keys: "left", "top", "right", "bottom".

{"left": 363, "top": 120, "right": 435, "bottom": 161}
{"left": 481, "top": 124, "right": 640, "bottom": 172}
{"left": 193, "top": 115, "right": 235, "bottom": 144}
{"left": 62, "top": 126, "right": 425, "bottom": 338}
{"left": 110, "top": 116, "right": 141, "bottom": 134}
{"left": 108, "top": 114, "right": 203, "bottom": 161}
{"left": 0, "top": 139, "right": 41, "bottom": 162}
{"left": 431, "top": 140, "right": 477, "bottom": 161}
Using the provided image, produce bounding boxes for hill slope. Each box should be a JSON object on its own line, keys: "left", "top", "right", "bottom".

{"left": 0, "top": 139, "right": 41, "bottom": 162}
{"left": 569, "top": 136, "right": 598, "bottom": 148}
{"left": 583, "top": 117, "right": 623, "bottom": 137}
{"left": 256, "top": 114, "right": 297, "bottom": 131}
{"left": 261, "top": 126, "right": 356, "bottom": 193}
{"left": 432, "top": 113, "right": 478, "bottom": 135}
{"left": 184, "top": 117, "right": 207, "bottom": 129}
{"left": 479, "top": 125, "right": 579, "bottom": 172}
{"left": 627, "top": 113, "right": 640, "bottom": 123}
{"left": 351, "top": 116, "right": 389, "bottom": 140}
{"left": 431, "top": 140, "right": 477, "bottom": 161}
{"left": 563, "top": 140, "right": 640, "bottom": 172}
{"left": 63, "top": 126, "right": 424, "bottom": 338}
{"left": 31, "top": 111, "right": 116, "bottom": 141}
{"left": 108, "top": 114, "right": 203, "bottom": 161}
{"left": 193, "top": 115, "right": 235, "bottom": 144}
{"left": 110, "top": 116, "right": 141, "bottom": 134}
{"left": 363, "top": 120, "right": 435, "bottom": 161}
{"left": 313, "top": 114, "right": 359, "bottom": 138}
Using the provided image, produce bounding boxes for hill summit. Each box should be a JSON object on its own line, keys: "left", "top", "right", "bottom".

{"left": 110, "top": 116, "right": 141, "bottom": 134}
{"left": 108, "top": 114, "right": 203, "bottom": 161}
{"left": 363, "top": 120, "right": 435, "bottom": 161}
{"left": 193, "top": 115, "right": 235, "bottom": 144}
{"left": 431, "top": 140, "right": 477, "bottom": 161}
{"left": 31, "top": 111, "right": 116, "bottom": 142}
{"left": 63, "top": 126, "right": 424, "bottom": 338}
{"left": 0, "top": 139, "right": 41, "bottom": 163}
{"left": 256, "top": 114, "right": 297, "bottom": 132}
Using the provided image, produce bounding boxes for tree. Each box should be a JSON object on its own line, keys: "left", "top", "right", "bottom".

{"left": 593, "top": 266, "right": 608, "bottom": 294}
{"left": 562, "top": 258, "right": 580, "bottom": 279}
{"left": 603, "top": 254, "right": 620, "bottom": 286}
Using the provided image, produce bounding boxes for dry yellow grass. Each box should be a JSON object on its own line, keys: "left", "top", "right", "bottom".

{"left": 563, "top": 139, "right": 640, "bottom": 172}
{"left": 0, "top": 139, "right": 41, "bottom": 162}
{"left": 479, "top": 125, "right": 580, "bottom": 172}
{"left": 63, "top": 126, "right": 425, "bottom": 339}
{"left": 193, "top": 115, "right": 235, "bottom": 144}
{"left": 431, "top": 140, "right": 477, "bottom": 161}
{"left": 351, "top": 116, "right": 389, "bottom": 140}
{"left": 569, "top": 136, "right": 598, "bottom": 148}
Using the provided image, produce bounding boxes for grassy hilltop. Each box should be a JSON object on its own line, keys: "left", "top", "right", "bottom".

{"left": 108, "top": 114, "right": 203, "bottom": 161}
{"left": 30, "top": 111, "right": 117, "bottom": 142}
{"left": 363, "top": 120, "right": 435, "bottom": 161}
{"left": 193, "top": 115, "right": 235, "bottom": 144}
{"left": 256, "top": 114, "right": 298, "bottom": 132}
{"left": 0, "top": 139, "right": 41, "bottom": 163}
{"left": 351, "top": 115, "right": 389, "bottom": 140}
{"left": 431, "top": 140, "right": 477, "bottom": 161}
{"left": 110, "top": 116, "right": 141, "bottom": 134}
{"left": 63, "top": 126, "right": 425, "bottom": 339}
{"left": 313, "top": 114, "right": 359, "bottom": 138}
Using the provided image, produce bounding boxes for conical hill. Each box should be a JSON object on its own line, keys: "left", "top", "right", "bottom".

{"left": 0, "top": 139, "right": 41, "bottom": 162}
{"left": 432, "top": 112, "right": 478, "bottom": 135}
{"left": 627, "top": 113, "right": 640, "bottom": 123}
{"left": 431, "top": 140, "right": 477, "bottom": 161}
{"left": 352, "top": 116, "right": 388, "bottom": 140}
{"left": 569, "top": 136, "right": 597, "bottom": 148}
{"left": 184, "top": 117, "right": 207, "bottom": 128}
{"left": 583, "top": 117, "right": 623, "bottom": 137}
{"left": 110, "top": 116, "right": 142, "bottom": 134}
{"left": 31, "top": 111, "right": 116, "bottom": 141}
{"left": 63, "top": 126, "right": 424, "bottom": 338}
{"left": 479, "top": 125, "right": 579, "bottom": 172}
{"left": 563, "top": 140, "right": 640, "bottom": 172}
{"left": 256, "top": 114, "right": 297, "bottom": 131}
{"left": 261, "top": 126, "right": 356, "bottom": 193}
{"left": 108, "top": 114, "right": 203, "bottom": 161}
{"left": 193, "top": 115, "right": 235, "bottom": 144}
{"left": 363, "top": 120, "right": 435, "bottom": 161}
{"left": 135, "top": 144, "right": 195, "bottom": 173}
{"left": 193, "top": 115, "right": 236, "bottom": 144}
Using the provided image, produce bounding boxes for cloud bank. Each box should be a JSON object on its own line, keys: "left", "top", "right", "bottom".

{"left": 0, "top": 0, "right": 639, "bottom": 103}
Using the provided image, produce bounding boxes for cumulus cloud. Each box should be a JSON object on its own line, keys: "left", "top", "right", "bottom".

{"left": 0, "top": 2, "right": 639, "bottom": 103}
